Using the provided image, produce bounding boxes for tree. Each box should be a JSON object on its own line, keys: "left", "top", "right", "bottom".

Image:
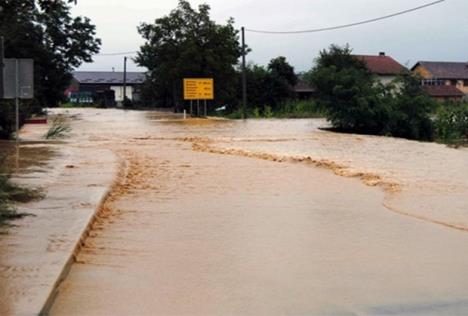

{"left": 307, "top": 44, "right": 434, "bottom": 140}
{"left": 241, "top": 63, "right": 270, "bottom": 109}
{"left": 266, "top": 56, "right": 297, "bottom": 109}
{"left": 307, "top": 44, "right": 387, "bottom": 133}
{"left": 0, "top": 0, "right": 100, "bottom": 137}
{"left": 135, "top": 0, "right": 242, "bottom": 109}
{"left": 235, "top": 57, "right": 298, "bottom": 114}
{"left": 386, "top": 75, "right": 435, "bottom": 140}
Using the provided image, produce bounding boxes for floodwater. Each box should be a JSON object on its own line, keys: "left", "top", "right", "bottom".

{"left": 38, "top": 108, "right": 468, "bottom": 315}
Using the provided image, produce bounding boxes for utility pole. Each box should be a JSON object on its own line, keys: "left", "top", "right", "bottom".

{"left": 15, "top": 59, "right": 19, "bottom": 142}
{"left": 0, "top": 36, "right": 4, "bottom": 99}
{"left": 241, "top": 27, "right": 247, "bottom": 119}
{"left": 123, "top": 56, "right": 127, "bottom": 104}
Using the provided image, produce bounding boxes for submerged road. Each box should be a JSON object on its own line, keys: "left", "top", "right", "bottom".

{"left": 49, "top": 109, "right": 468, "bottom": 315}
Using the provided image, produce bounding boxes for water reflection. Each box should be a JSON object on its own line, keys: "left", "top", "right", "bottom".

{"left": 0, "top": 140, "right": 58, "bottom": 175}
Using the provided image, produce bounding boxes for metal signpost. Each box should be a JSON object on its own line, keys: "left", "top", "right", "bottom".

{"left": 2, "top": 58, "right": 34, "bottom": 141}
{"left": 183, "top": 78, "right": 214, "bottom": 117}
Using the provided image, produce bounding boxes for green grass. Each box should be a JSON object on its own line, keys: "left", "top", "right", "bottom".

{"left": 226, "top": 99, "right": 325, "bottom": 119}
{"left": 43, "top": 116, "right": 72, "bottom": 139}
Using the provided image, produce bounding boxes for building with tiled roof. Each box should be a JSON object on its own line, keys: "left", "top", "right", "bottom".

{"left": 354, "top": 52, "right": 407, "bottom": 85}
{"left": 422, "top": 85, "right": 465, "bottom": 102}
{"left": 412, "top": 61, "right": 468, "bottom": 101}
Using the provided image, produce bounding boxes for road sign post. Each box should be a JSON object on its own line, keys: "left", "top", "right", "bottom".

{"left": 2, "top": 58, "right": 34, "bottom": 141}
{"left": 0, "top": 37, "right": 4, "bottom": 99}
{"left": 183, "top": 78, "right": 214, "bottom": 117}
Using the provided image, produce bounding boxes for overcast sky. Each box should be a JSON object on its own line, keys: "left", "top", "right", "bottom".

{"left": 71, "top": 0, "right": 468, "bottom": 73}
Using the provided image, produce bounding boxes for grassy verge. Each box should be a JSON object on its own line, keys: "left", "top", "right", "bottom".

{"left": 225, "top": 99, "right": 325, "bottom": 119}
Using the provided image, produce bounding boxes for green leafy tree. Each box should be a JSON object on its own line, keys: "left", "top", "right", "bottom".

{"left": 386, "top": 75, "right": 435, "bottom": 140}
{"left": 135, "top": 0, "right": 242, "bottom": 109}
{"left": 242, "top": 63, "right": 270, "bottom": 109}
{"left": 307, "top": 44, "right": 387, "bottom": 133}
{"left": 236, "top": 57, "right": 297, "bottom": 114}
{"left": 0, "top": 0, "right": 100, "bottom": 137}
{"left": 307, "top": 44, "right": 434, "bottom": 140}
{"left": 265, "top": 56, "right": 298, "bottom": 109}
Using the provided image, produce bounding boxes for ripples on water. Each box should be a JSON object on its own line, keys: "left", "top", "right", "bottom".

{"left": 46, "top": 109, "right": 468, "bottom": 315}
{"left": 53, "top": 108, "right": 468, "bottom": 232}
{"left": 143, "top": 113, "right": 468, "bottom": 232}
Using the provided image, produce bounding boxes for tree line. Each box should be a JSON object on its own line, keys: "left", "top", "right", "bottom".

{"left": 0, "top": 0, "right": 466, "bottom": 144}
{"left": 0, "top": 0, "right": 100, "bottom": 138}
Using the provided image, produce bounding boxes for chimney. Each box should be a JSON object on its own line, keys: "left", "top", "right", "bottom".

{"left": 379, "top": 52, "right": 386, "bottom": 56}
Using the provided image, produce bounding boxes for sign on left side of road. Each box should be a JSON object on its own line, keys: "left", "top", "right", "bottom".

{"left": 2, "top": 59, "right": 34, "bottom": 99}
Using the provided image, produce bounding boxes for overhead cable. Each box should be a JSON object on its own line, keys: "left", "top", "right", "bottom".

{"left": 95, "top": 51, "right": 138, "bottom": 56}
{"left": 245, "top": 0, "right": 446, "bottom": 34}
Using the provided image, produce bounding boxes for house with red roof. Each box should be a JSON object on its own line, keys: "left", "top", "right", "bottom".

{"left": 411, "top": 61, "right": 468, "bottom": 102}
{"left": 354, "top": 52, "right": 407, "bottom": 85}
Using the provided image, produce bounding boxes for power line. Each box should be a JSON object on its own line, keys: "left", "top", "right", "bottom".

{"left": 245, "top": 0, "right": 446, "bottom": 34}
{"left": 95, "top": 51, "right": 138, "bottom": 56}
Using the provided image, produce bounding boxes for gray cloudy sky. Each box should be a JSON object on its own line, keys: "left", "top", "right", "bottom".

{"left": 71, "top": 0, "right": 468, "bottom": 73}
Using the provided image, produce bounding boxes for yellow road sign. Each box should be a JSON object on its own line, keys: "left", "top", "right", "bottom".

{"left": 183, "top": 78, "right": 214, "bottom": 100}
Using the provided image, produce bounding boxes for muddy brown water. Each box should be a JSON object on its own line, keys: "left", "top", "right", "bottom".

{"left": 32, "top": 108, "right": 468, "bottom": 315}
{"left": 0, "top": 141, "right": 59, "bottom": 175}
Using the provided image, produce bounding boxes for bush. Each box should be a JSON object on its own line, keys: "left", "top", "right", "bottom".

{"left": 276, "top": 100, "right": 324, "bottom": 118}
{"left": 434, "top": 102, "right": 468, "bottom": 144}
{"left": 306, "top": 44, "right": 436, "bottom": 141}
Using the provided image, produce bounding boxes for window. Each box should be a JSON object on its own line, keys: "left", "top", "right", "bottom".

{"left": 421, "top": 79, "right": 444, "bottom": 86}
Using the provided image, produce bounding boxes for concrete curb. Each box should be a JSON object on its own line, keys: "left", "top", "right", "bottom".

{"left": 39, "top": 156, "right": 125, "bottom": 315}
{"left": 0, "top": 144, "right": 123, "bottom": 316}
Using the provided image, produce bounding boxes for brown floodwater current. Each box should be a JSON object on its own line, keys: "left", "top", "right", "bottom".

{"left": 41, "top": 109, "right": 468, "bottom": 315}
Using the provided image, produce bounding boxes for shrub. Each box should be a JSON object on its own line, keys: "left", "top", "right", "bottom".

{"left": 434, "top": 102, "right": 468, "bottom": 144}
{"left": 306, "top": 44, "right": 435, "bottom": 141}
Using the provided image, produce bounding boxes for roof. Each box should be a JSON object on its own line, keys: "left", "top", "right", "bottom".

{"left": 294, "top": 80, "right": 315, "bottom": 93}
{"left": 422, "top": 85, "right": 464, "bottom": 98}
{"left": 354, "top": 54, "right": 407, "bottom": 76}
{"left": 73, "top": 71, "right": 145, "bottom": 84}
{"left": 412, "top": 61, "right": 468, "bottom": 79}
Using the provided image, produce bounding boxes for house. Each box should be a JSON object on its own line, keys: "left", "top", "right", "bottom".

{"left": 354, "top": 52, "right": 407, "bottom": 85}
{"left": 411, "top": 61, "right": 468, "bottom": 101}
{"left": 293, "top": 79, "right": 316, "bottom": 99}
{"left": 66, "top": 71, "right": 145, "bottom": 105}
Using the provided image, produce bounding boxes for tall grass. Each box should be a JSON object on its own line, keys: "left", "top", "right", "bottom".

{"left": 226, "top": 99, "right": 324, "bottom": 119}
{"left": 43, "top": 116, "right": 71, "bottom": 139}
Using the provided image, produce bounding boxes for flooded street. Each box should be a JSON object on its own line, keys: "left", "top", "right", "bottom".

{"left": 17, "top": 108, "right": 468, "bottom": 315}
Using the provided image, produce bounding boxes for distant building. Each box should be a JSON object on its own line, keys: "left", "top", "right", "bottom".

{"left": 411, "top": 61, "right": 468, "bottom": 101}
{"left": 354, "top": 52, "right": 408, "bottom": 85}
{"left": 293, "top": 79, "right": 316, "bottom": 99}
{"left": 66, "top": 71, "right": 145, "bottom": 105}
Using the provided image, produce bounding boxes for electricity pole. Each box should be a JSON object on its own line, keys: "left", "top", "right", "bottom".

{"left": 123, "top": 56, "right": 127, "bottom": 104}
{"left": 0, "top": 36, "right": 4, "bottom": 98}
{"left": 241, "top": 27, "right": 247, "bottom": 119}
